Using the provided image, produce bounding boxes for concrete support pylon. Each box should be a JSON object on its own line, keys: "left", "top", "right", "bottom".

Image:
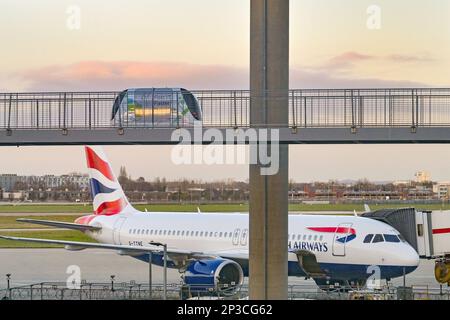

{"left": 249, "top": 0, "right": 289, "bottom": 300}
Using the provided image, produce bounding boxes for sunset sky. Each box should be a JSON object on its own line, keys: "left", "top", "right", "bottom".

{"left": 1, "top": 0, "right": 450, "bottom": 182}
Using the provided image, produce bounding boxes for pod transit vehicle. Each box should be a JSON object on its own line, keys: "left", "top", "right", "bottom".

{"left": 112, "top": 88, "right": 202, "bottom": 127}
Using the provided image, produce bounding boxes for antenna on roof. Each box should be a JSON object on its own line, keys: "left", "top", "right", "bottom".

{"left": 197, "top": 207, "right": 201, "bottom": 214}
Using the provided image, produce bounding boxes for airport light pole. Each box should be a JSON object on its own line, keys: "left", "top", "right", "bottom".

{"left": 403, "top": 267, "right": 406, "bottom": 287}
{"left": 6, "top": 274, "right": 11, "bottom": 300}
{"left": 148, "top": 252, "right": 152, "bottom": 299}
{"left": 149, "top": 241, "right": 167, "bottom": 300}
{"left": 6, "top": 274, "right": 11, "bottom": 291}
{"left": 110, "top": 275, "right": 115, "bottom": 292}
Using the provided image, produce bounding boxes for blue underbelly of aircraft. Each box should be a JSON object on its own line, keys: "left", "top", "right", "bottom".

{"left": 133, "top": 254, "right": 417, "bottom": 282}
{"left": 312, "top": 262, "right": 417, "bottom": 281}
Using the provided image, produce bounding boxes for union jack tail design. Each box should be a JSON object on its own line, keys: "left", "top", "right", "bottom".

{"left": 85, "top": 146, "right": 130, "bottom": 216}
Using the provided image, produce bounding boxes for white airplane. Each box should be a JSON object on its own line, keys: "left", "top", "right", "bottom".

{"left": 0, "top": 146, "right": 420, "bottom": 295}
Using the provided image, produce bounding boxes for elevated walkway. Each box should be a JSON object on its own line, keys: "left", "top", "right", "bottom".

{"left": 1, "top": 88, "right": 450, "bottom": 145}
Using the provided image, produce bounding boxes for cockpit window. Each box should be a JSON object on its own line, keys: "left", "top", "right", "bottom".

{"left": 363, "top": 234, "right": 374, "bottom": 243}
{"left": 372, "top": 234, "right": 384, "bottom": 243}
{"left": 384, "top": 234, "right": 401, "bottom": 243}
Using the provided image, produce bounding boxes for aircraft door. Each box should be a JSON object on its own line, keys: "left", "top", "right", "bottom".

{"left": 232, "top": 229, "right": 241, "bottom": 246}
{"left": 332, "top": 223, "right": 353, "bottom": 257}
{"left": 112, "top": 217, "right": 127, "bottom": 245}
{"left": 240, "top": 229, "right": 248, "bottom": 246}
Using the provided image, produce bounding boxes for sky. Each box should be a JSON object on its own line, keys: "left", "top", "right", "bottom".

{"left": 1, "top": 0, "right": 450, "bottom": 182}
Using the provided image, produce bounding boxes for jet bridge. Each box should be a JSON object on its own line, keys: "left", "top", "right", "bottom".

{"left": 362, "top": 208, "right": 450, "bottom": 285}
{"left": 362, "top": 208, "right": 450, "bottom": 258}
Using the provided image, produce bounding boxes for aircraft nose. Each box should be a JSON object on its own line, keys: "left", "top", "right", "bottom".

{"left": 400, "top": 245, "right": 420, "bottom": 268}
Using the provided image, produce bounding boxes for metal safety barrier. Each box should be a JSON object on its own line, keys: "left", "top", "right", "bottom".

{"left": 1, "top": 281, "right": 450, "bottom": 300}
{"left": 1, "top": 88, "right": 450, "bottom": 130}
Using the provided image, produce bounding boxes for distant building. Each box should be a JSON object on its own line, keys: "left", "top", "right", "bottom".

{"left": 42, "top": 175, "right": 63, "bottom": 188}
{"left": 393, "top": 180, "right": 410, "bottom": 186}
{"left": 433, "top": 182, "right": 450, "bottom": 199}
{"left": 0, "top": 173, "right": 89, "bottom": 192}
{"left": 0, "top": 174, "right": 19, "bottom": 192}
{"left": 2, "top": 191, "right": 28, "bottom": 201}
{"left": 415, "top": 171, "right": 431, "bottom": 183}
{"left": 60, "top": 172, "right": 90, "bottom": 190}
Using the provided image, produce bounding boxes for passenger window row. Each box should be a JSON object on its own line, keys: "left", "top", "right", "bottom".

{"left": 363, "top": 233, "right": 403, "bottom": 243}
{"left": 128, "top": 229, "right": 233, "bottom": 239}
{"left": 288, "top": 234, "right": 324, "bottom": 242}
{"left": 128, "top": 229, "right": 325, "bottom": 241}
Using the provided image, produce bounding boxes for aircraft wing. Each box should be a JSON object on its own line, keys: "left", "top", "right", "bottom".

{"left": 16, "top": 218, "right": 101, "bottom": 232}
{"left": 212, "top": 249, "right": 248, "bottom": 261}
{"left": 0, "top": 235, "right": 215, "bottom": 261}
{"left": 207, "top": 249, "right": 249, "bottom": 268}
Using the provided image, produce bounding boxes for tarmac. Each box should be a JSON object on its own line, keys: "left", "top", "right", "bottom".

{"left": 0, "top": 248, "right": 440, "bottom": 290}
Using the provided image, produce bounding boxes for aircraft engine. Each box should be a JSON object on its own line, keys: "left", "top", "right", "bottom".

{"left": 182, "top": 259, "right": 244, "bottom": 297}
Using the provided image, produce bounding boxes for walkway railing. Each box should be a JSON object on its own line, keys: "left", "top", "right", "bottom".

{"left": 1, "top": 281, "right": 450, "bottom": 300}
{"left": 1, "top": 88, "right": 450, "bottom": 130}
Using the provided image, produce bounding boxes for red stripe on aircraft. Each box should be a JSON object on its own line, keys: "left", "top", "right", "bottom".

{"left": 432, "top": 228, "right": 450, "bottom": 235}
{"left": 307, "top": 227, "right": 356, "bottom": 235}
{"left": 85, "top": 146, "right": 115, "bottom": 182}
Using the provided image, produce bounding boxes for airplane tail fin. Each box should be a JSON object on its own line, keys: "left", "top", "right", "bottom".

{"left": 85, "top": 146, "right": 132, "bottom": 216}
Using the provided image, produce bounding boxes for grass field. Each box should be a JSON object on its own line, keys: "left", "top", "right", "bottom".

{"left": 0, "top": 204, "right": 92, "bottom": 213}
{"left": 0, "top": 230, "right": 96, "bottom": 248}
{"left": 0, "top": 215, "right": 83, "bottom": 229}
{"left": 1, "top": 202, "right": 450, "bottom": 214}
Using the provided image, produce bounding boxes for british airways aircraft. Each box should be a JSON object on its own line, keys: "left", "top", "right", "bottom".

{"left": 0, "top": 146, "right": 420, "bottom": 295}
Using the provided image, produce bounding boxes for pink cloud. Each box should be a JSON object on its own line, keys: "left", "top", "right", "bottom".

{"left": 328, "top": 51, "right": 374, "bottom": 67}
{"left": 386, "top": 54, "right": 435, "bottom": 63}
{"left": 320, "top": 51, "right": 375, "bottom": 70}
{"left": 290, "top": 68, "right": 426, "bottom": 89}
{"left": 321, "top": 51, "right": 435, "bottom": 71}
{"left": 20, "top": 61, "right": 249, "bottom": 91}
{"left": 12, "top": 60, "right": 430, "bottom": 92}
